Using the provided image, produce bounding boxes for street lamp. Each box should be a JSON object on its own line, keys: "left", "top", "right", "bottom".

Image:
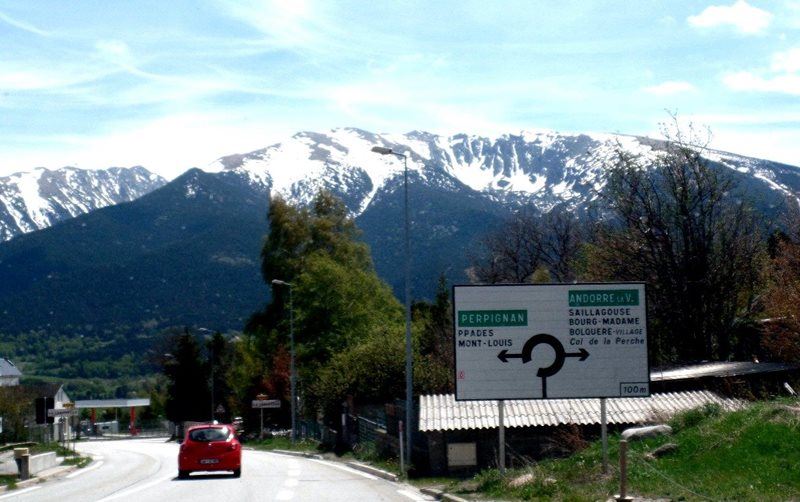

{"left": 370, "top": 146, "right": 413, "bottom": 470}
{"left": 271, "top": 279, "right": 297, "bottom": 445}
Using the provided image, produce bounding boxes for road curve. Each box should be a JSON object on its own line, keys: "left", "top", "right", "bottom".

{"left": 0, "top": 438, "right": 434, "bottom": 502}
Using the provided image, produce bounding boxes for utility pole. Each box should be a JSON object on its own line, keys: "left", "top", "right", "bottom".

{"left": 271, "top": 279, "right": 296, "bottom": 445}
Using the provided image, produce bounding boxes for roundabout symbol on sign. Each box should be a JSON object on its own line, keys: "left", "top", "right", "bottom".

{"left": 497, "top": 333, "right": 589, "bottom": 398}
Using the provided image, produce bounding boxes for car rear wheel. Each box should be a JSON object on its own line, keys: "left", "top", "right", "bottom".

{"left": 178, "top": 470, "right": 190, "bottom": 479}
{"left": 232, "top": 468, "right": 241, "bottom": 478}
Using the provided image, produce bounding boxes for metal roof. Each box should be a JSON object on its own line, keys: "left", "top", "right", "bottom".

{"left": 0, "top": 358, "right": 21, "bottom": 378}
{"left": 419, "top": 391, "right": 742, "bottom": 432}
{"left": 75, "top": 398, "right": 151, "bottom": 409}
{"left": 650, "top": 361, "right": 800, "bottom": 381}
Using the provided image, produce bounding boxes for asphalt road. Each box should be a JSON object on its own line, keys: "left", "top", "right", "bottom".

{"left": 0, "top": 438, "right": 435, "bottom": 502}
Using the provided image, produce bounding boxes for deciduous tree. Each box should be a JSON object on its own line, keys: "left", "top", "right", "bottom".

{"left": 588, "top": 122, "right": 762, "bottom": 363}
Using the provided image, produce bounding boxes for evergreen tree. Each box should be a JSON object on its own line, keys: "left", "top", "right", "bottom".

{"left": 163, "top": 330, "right": 210, "bottom": 423}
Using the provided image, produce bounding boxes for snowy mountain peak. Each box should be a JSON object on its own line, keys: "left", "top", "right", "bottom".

{"left": 0, "top": 166, "right": 166, "bottom": 241}
{"left": 209, "top": 128, "right": 800, "bottom": 217}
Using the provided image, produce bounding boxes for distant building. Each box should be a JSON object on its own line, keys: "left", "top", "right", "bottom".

{"left": 650, "top": 360, "right": 800, "bottom": 398}
{"left": 0, "top": 358, "right": 21, "bottom": 386}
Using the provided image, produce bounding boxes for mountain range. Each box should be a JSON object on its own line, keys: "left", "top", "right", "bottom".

{"left": 1, "top": 128, "right": 799, "bottom": 334}
{"left": 0, "top": 166, "right": 166, "bottom": 242}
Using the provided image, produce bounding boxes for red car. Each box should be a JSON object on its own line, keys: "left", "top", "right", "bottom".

{"left": 179, "top": 424, "right": 241, "bottom": 478}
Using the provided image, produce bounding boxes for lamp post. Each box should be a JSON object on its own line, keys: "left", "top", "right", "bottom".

{"left": 271, "top": 279, "right": 296, "bottom": 445}
{"left": 370, "top": 146, "right": 413, "bottom": 470}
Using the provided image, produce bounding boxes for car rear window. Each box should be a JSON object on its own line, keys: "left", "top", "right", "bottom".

{"left": 188, "top": 427, "right": 230, "bottom": 442}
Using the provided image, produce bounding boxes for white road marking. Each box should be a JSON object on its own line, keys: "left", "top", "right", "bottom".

{"left": 309, "top": 459, "right": 378, "bottom": 480}
{"left": 0, "top": 487, "right": 40, "bottom": 499}
{"left": 66, "top": 460, "right": 105, "bottom": 478}
{"left": 284, "top": 478, "right": 299, "bottom": 488}
{"left": 397, "top": 489, "right": 431, "bottom": 501}
{"left": 287, "top": 469, "right": 301, "bottom": 477}
{"left": 276, "top": 488, "right": 294, "bottom": 500}
{"left": 96, "top": 474, "right": 173, "bottom": 501}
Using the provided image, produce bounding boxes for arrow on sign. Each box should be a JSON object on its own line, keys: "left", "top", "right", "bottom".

{"left": 497, "top": 350, "right": 523, "bottom": 363}
{"left": 565, "top": 348, "right": 590, "bottom": 361}
{"left": 497, "top": 333, "right": 590, "bottom": 398}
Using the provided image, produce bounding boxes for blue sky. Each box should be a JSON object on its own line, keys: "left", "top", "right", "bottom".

{"left": 1, "top": 0, "right": 799, "bottom": 179}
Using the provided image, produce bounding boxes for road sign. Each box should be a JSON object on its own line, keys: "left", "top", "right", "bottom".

{"left": 454, "top": 283, "right": 648, "bottom": 400}
{"left": 47, "top": 408, "right": 78, "bottom": 418}
{"left": 252, "top": 399, "right": 281, "bottom": 409}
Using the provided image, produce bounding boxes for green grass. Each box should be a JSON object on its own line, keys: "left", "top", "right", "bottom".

{"left": 340, "top": 442, "right": 402, "bottom": 476}
{"left": 0, "top": 475, "right": 17, "bottom": 489}
{"left": 248, "top": 436, "right": 321, "bottom": 453}
{"left": 61, "top": 456, "right": 92, "bottom": 468}
{"left": 422, "top": 400, "right": 800, "bottom": 501}
{"left": 27, "top": 442, "right": 92, "bottom": 468}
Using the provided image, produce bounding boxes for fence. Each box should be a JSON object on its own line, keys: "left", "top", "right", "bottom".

{"left": 296, "top": 419, "right": 338, "bottom": 446}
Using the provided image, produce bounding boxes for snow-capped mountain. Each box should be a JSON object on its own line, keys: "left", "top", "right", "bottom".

{"left": 210, "top": 128, "right": 800, "bottom": 215}
{"left": 0, "top": 166, "right": 166, "bottom": 241}
{"left": 1, "top": 128, "right": 798, "bottom": 333}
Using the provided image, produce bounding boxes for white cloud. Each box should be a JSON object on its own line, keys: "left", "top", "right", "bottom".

{"left": 215, "top": 0, "right": 341, "bottom": 53}
{"left": 687, "top": 111, "right": 800, "bottom": 125}
{"left": 723, "top": 45, "right": 800, "bottom": 95}
{"left": 0, "top": 112, "right": 293, "bottom": 179}
{"left": 771, "top": 47, "right": 800, "bottom": 73}
{"left": 709, "top": 128, "right": 800, "bottom": 166}
{"left": 688, "top": 1, "right": 772, "bottom": 34}
{"left": 723, "top": 71, "right": 800, "bottom": 95}
{"left": 0, "top": 10, "right": 50, "bottom": 37}
{"left": 0, "top": 60, "right": 111, "bottom": 91}
{"left": 644, "top": 81, "right": 696, "bottom": 96}
{"left": 95, "top": 40, "right": 132, "bottom": 60}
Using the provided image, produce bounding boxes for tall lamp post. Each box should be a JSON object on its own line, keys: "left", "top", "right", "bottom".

{"left": 271, "top": 279, "right": 296, "bottom": 445}
{"left": 370, "top": 146, "right": 413, "bottom": 470}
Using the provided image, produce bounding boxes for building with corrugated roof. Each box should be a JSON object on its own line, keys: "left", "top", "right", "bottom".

{"left": 0, "top": 358, "right": 21, "bottom": 386}
{"left": 417, "top": 391, "right": 742, "bottom": 474}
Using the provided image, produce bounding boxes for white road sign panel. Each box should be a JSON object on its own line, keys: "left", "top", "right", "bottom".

{"left": 454, "top": 283, "right": 648, "bottom": 400}
{"left": 252, "top": 399, "right": 281, "bottom": 409}
{"left": 47, "top": 408, "right": 78, "bottom": 417}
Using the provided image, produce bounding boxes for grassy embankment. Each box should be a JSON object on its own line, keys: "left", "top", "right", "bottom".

{"left": 422, "top": 400, "right": 800, "bottom": 501}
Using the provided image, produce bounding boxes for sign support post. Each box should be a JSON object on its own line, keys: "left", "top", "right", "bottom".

{"left": 498, "top": 399, "right": 506, "bottom": 474}
{"left": 601, "top": 397, "right": 608, "bottom": 474}
{"left": 399, "top": 420, "right": 405, "bottom": 477}
{"left": 252, "top": 395, "right": 280, "bottom": 440}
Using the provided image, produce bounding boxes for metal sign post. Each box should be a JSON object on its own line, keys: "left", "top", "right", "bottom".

{"left": 252, "top": 397, "right": 280, "bottom": 440}
{"left": 48, "top": 408, "right": 77, "bottom": 449}
{"left": 399, "top": 420, "right": 405, "bottom": 477}
{"left": 498, "top": 400, "right": 506, "bottom": 475}
{"left": 601, "top": 397, "right": 608, "bottom": 474}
